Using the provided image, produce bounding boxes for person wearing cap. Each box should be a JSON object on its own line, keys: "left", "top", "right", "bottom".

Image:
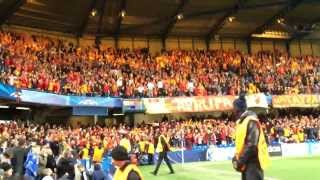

{"left": 111, "top": 145, "right": 143, "bottom": 180}
{"left": 152, "top": 131, "right": 174, "bottom": 176}
{"left": 232, "top": 93, "right": 270, "bottom": 180}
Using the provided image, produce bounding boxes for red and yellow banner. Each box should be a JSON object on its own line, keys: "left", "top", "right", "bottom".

{"left": 143, "top": 96, "right": 236, "bottom": 114}
{"left": 272, "top": 94, "right": 320, "bottom": 108}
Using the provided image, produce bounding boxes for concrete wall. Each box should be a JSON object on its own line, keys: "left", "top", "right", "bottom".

{"left": 69, "top": 116, "right": 94, "bottom": 127}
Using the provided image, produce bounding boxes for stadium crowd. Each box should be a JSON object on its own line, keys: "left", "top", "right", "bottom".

{"left": 0, "top": 115, "right": 319, "bottom": 179}
{"left": 1, "top": 31, "right": 320, "bottom": 97}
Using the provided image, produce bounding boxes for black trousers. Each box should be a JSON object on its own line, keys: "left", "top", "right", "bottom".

{"left": 153, "top": 152, "right": 174, "bottom": 174}
{"left": 241, "top": 163, "right": 264, "bottom": 180}
{"left": 148, "top": 153, "right": 154, "bottom": 165}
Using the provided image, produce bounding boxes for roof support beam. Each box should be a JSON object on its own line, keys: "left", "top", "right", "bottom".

{"left": 121, "top": 1, "right": 287, "bottom": 33}
{"left": 0, "top": 0, "right": 26, "bottom": 25}
{"left": 95, "top": 0, "right": 107, "bottom": 44}
{"left": 161, "top": 0, "right": 189, "bottom": 40}
{"left": 247, "top": 0, "right": 304, "bottom": 39}
{"left": 77, "top": 0, "right": 98, "bottom": 37}
{"left": 114, "top": 0, "right": 127, "bottom": 38}
{"left": 205, "top": 0, "right": 247, "bottom": 45}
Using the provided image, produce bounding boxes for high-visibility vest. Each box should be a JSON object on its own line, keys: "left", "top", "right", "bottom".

{"left": 235, "top": 115, "right": 270, "bottom": 171}
{"left": 120, "top": 138, "right": 131, "bottom": 153}
{"left": 138, "top": 141, "right": 146, "bottom": 152}
{"left": 93, "top": 147, "right": 104, "bottom": 163}
{"left": 139, "top": 141, "right": 155, "bottom": 154}
{"left": 113, "top": 164, "right": 144, "bottom": 180}
{"left": 82, "top": 148, "right": 89, "bottom": 159}
{"left": 156, "top": 135, "right": 170, "bottom": 153}
{"left": 298, "top": 132, "right": 305, "bottom": 142}
{"left": 147, "top": 141, "right": 155, "bottom": 154}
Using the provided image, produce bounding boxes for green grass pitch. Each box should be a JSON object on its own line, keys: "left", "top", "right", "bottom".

{"left": 140, "top": 156, "right": 320, "bottom": 180}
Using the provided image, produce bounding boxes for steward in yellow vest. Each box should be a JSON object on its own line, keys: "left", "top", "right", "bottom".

{"left": 139, "top": 138, "right": 155, "bottom": 165}
{"left": 152, "top": 134, "right": 174, "bottom": 176}
{"left": 232, "top": 94, "right": 270, "bottom": 180}
{"left": 81, "top": 144, "right": 90, "bottom": 160}
{"left": 93, "top": 144, "right": 104, "bottom": 163}
{"left": 120, "top": 135, "right": 132, "bottom": 153}
{"left": 112, "top": 145, "right": 144, "bottom": 180}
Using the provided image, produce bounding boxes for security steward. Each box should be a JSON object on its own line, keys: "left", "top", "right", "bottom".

{"left": 232, "top": 94, "right": 270, "bottom": 180}
{"left": 120, "top": 134, "right": 132, "bottom": 153}
{"left": 112, "top": 145, "right": 144, "bottom": 180}
{"left": 152, "top": 131, "right": 174, "bottom": 175}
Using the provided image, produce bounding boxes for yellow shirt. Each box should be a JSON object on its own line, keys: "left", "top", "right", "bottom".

{"left": 80, "top": 84, "right": 88, "bottom": 94}
{"left": 120, "top": 138, "right": 131, "bottom": 153}
{"left": 284, "top": 128, "right": 290, "bottom": 137}
{"left": 82, "top": 148, "right": 89, "bottom": 159}
{"left": 93, "top": 147, "right": 104, "bottom": 163}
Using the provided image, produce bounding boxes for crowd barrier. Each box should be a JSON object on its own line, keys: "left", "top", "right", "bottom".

{"left": 206, "top": 142, "right": 320, "bottom": 162}
{"left": 153, "top": 148, "right": 208, "bottom": 164}
{"left": 150, "top": 142, "right": 320, "bottom": 165}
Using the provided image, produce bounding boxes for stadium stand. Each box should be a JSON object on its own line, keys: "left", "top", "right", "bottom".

{"left": 0, "top": 115, "right": 319, "bottom": 179}
{"left": 1, "top": 31, "right": 320, "bottom": 98}
{"left": 0, "top": 0, "right": 320, "bottom": 179}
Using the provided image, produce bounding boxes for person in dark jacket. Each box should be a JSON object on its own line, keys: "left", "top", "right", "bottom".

{"left": 12, "top": 138, "right": 29, "bottom": 180}
{"left": 57, "top": 150, "right": 75, "bottom": 180}
{"left": 232, "top": 94, "right": 270, "bottom": 180}
{"left": 152, "top": 131, "right": 174, "bottom": 176}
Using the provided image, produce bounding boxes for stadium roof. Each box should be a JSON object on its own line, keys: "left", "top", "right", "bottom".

{"left": 0, "top": 0, "right": 320, "bottom": 40}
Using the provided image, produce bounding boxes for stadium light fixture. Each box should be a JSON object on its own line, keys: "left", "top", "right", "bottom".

{"left": 120, "top": 10, "right": 126, "bottom": 17}
{"left": 177, "top": 13, "right": 184, "bottom": 20}
{"left": 113, "top": 113, "right": 125, "bottom": 116}
{"left": 16, "top": 107, "right": 31, "bottom": 110}
{"left": 228, "top": 16, "right": 236, "bottom": 23}
{"left": 252, "top": 30, "right": 290, "bottom": 39}
{"left": 91, "top": 9, "right": 97, "bottom": 17}
{"left": 277, "top": 18, "right": 285, "bottom": 24}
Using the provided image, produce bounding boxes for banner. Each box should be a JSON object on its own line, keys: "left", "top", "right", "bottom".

{"left": 206, "top": 146, "right": 235, "bottom": 161}
{"left": 72, "top": 107, "right": 108, "bottom": 116}
{"left": 246, "top": 93, "right": 269, "bottom": 108}
{"left": 309, "top": 142, "right": 320, "bottom": 155}
{"left": 153, "top": 149, "right": 207, "bottom": 164}
{"left": 0, "top": 83, "right": 16, "bottom": 100}
{"left": 281, "top": 143, "right": 309, "bottom": 157}
{"left": 272, "top": 94, "right": 320, "bottom": 108}
{"left": 19, "top": 89, "right": 123, "bottom": 108}
{"left": 143, "top": 96, "right": 236, "bottom": 114}
{"left": 268, "top": 144, "right": 282, "bottom": 157}
{"left": 0, "top": 83, "right": 122, "bottom": 108}
{"left": 123, "top": 99, "right": 145, "bottom": 112}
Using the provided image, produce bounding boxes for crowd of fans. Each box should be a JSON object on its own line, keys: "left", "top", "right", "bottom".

{"left": 0, "top": 115, "right": 319, "bottom": 179}
{"left": 1, "top": 31, "right": 320, "bottom": 98}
